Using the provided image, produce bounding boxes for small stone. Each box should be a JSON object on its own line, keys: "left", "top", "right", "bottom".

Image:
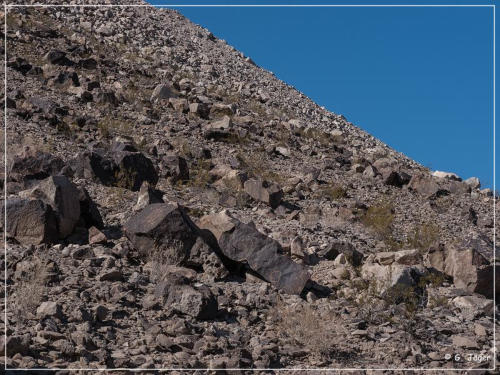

{"left": 94, "top": 305, "right": 108, "bottom": 322}
{"left": 452, "top": 335, "right": 478, "bottom": 349}
{"left": 88, "top": 226, "right": 107, "bottom": 244}
{"left": 36, "top": 301, "right": 62, "bottom": 319}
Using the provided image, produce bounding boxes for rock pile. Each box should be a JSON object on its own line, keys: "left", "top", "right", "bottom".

{"left": 2, "top": 0, "right": 497, "bottom": 370}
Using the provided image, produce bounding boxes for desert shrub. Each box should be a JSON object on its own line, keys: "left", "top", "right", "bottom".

{"left": 184, "top": 158, "right": 212, "bottom": 188}
{"left": 236, "top": 151, "right": 286, "bottom": 185}
{"left": 361, "top": 201, "right": 395, "bottom": 240}
{"left": 271, "top": 298, "right": 336, "bottom": 360}
{"left": 219, "top": 133, "right": 250, "bottom": 145}
{"left": 97, "top": 116, "right": 133, "bottom": 139}
{"left": 12, "top": 256, "right": 49, "bottom": 322}
{"left": 418, "top": 272, "right": 446, "bottom": 289}
{"left": 297, "top": 127, "right": 333, "bottom": 147}
{"left": 317, "top": 182, "right": 347, "bottom": 200}
{"left": 147, "top": 239, "right": 184, "bottom": 284}
{"left": 407, "top": 222, "right": 440, "bottom": 253}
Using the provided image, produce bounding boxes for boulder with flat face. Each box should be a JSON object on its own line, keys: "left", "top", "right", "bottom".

{"left": 166, "top": 284, "right": 218, "bottom": 320}
{"left": 8, "top": 150, "right": 65, "bottom": 189}
{"left": 198, "top": 210, "right": 310, "bottom": 294}
{"left": 26, "top": 176, "right": 81, "bottom": 238}
{"left": 425, "top": 241, "right": 498, "bottom": 299}
{"left": 243, "top": 179, "right": 283, "bottom": 209}
{"left": 162, "top": 155, "right": 189, "bottom": 184}
{"left": 123, "top": 203, "right": 199, "bottom": 264}
{"left": 407, "top": 174, "right": 442, "bottom": 197}
{"left": 150, "top": 83, "right": 177, "bottom": 102}
{"left": 2, "top": 198, "right": 58, "bottom": 245}
{"left": 113, "top": 151, "right": 158, "bottom": 191}
{"left": 133, "top": 181, "right": 164, "bottom": 211}
{"left": 71, "top": 151, "right": 118, "bottom": 187}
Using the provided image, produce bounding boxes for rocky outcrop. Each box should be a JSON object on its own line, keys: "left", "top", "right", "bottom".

{"left": 425, "top": 242, "right": 498, "bottom": 298}
{"left": 199, "top": 211, "right": 310, "bottom": 294}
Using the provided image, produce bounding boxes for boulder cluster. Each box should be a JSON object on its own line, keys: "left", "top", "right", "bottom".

{"left": 1, "top": 0, "right": 498, "bottom": 370}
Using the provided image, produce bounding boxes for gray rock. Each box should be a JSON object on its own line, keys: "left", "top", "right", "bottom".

{"left": 150, "top": 83, "right": 176, "bottom": 102}
{"left": 199, "top": 211, "right": 310, "bottom": 294}
{"left": 2, "top": 198, "right": 58, "bottom": 245}
{"left": 124, "top": 203, "right": 199, "bottom": 263}
{"left": 464, "top": 177, "right": 481, "bottom": 189}
{"left": 166, "top": 285, "right": 218, "bottom": 320}
{"left": 133, "top": 181, "right": 164, "bottom": 211}
{"left": 425, "top": 242, "right": 498, "bottom": 298}
{"left": 26, "top": 176, "right": 81, "bottom": 238}
{"left": 243, "top": 179, "right": 283, "bottom": 209}
{"left": 36, "top": 301, "right": 62, "bottom": 319}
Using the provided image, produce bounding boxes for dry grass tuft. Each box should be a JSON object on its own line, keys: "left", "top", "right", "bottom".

{"left": 361, "top": 201, "right": 395, "bottom": 241}
{"left": 12, "top": 256, "right": 49, "bottom": 322}
{"left": 270, "top": 298, "right": 337, "bottom": 360}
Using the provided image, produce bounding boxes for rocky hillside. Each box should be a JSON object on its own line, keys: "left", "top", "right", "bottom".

{"left": 1, "top": 0, "right": 499, "bottom": 371}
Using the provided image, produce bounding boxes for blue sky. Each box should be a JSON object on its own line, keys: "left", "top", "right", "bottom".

{"left": 149, "top": 1, "right": 495, "bottom": 189}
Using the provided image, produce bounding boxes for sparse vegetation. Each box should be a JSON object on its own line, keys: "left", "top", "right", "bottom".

{"left": 12, "top": 256, "right": 49, "bottom": 322}
{"left": 147, "top": 239, "right": 184, "bottom": 283}
{"left": 271, "top": 298, "right": 337, "bottom": 360}
{"left": 407, "top": 222, "right": 441, "bottom": 253}
{"left": 237, "top": 151, "right": 287, "bottom": 185}
{"left": 186, "top": 158, "right": 212, "bottom": 188}
{"left": 317, "top": 182, "right": 347, "bottom": 200}
{"left": 361, "top": 201, "right": 395, "bottom": 241}
{"left": 97, "top": 116, "right": 133, "bottom": 139}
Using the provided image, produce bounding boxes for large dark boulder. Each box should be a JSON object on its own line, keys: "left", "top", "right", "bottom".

{"left": 382, "top": 169, "right": 411, "bottom": 188}
{"left": 71, "top": 151, "right": 118, "bottom": 186}
{"left": 113, "top": 151, "right": 158, "bottom": 191}
{"left": 199, "top": 211, "right": 310, "bottom": 294}
{"left": 123, "top": 203, "right": 199, "bottom": 263}
{"left": 2, "top": 198, "right": 58, "bottom": 245}
{"left": 8, "top": 150, "right": 65, "bottom": 188}
{"left": 72, "top": 149, "right": 158, "bottom": 191}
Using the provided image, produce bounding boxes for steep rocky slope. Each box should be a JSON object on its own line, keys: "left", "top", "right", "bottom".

{"left": 1, "top": 0, "right": 499, "bottom": 371}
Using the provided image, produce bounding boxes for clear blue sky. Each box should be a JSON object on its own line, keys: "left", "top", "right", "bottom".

{"left": 149, "top": 0, "right": 495, "bottom": 189}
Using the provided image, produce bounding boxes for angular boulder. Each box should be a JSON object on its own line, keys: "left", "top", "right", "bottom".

{"left": 407, "top": 174, "right": 442, "bottom": 197}
{"left": 425, "top": 242, "right": 498, "bottom": 298}
{"left": 2, "top": 198, "right": 58, "bottom": 245}
{"left": 361, "top": 262, "right": 426, "bottom": 294}
{"left": 133, "top": 181, "right": 164, "bottom": 211}
{"left": 166, "top": 284, "right": 218, "bottom": 320}
{"left": 382, "top": 169, "right": 411, "bottom": 188}
{"left": 243, "top": 179, "right": 283, "bottom": 209}
{"left": 8, "top": 150, "right": 65, "bottom": 188}
{"left": 150, "top": 83, "right": 176, "bottom": 102}
{"left": 198, "top": 211, "right": 310, "bottom": 294}
{"left": 25, "top": 176, "right": 81, "bottom": 238}
{"left": 123, "top": 203, "right": 199, "bottom": 263}
{"left": 189, "top": 102, "right": 210, "bottom": 119}
{"left": 162, "top": 155, "right": 189, "bottom": 184}
{"left": 113, "top": 151, "right": 158, "bottom": 191}
{"left": 71, "top": 151, "right": 118, "bottom": 186}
